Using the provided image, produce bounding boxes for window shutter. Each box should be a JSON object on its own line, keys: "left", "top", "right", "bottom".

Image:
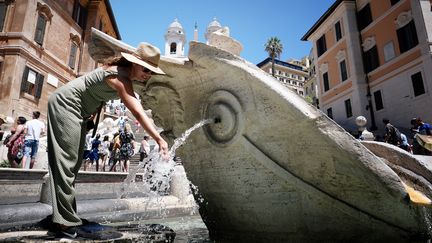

{"left": 344, "top": 99, "right": 352, "bottom": 118}
{"left": 323, "top": 72, "right": 329, "bottom": 91}
{"left": 357, "top": 4, "right": 372, "bottom": 31}
{"left": 79, "top": 7, "right": 87, "bottom": 29}
{"left": 72, "top": 1, "right": 79, "bottom": 21}
{"left": 34, "top": 15, "right": 46, "bottom": 45}
{"left": 317, "top": 35, "right": 327, "bottom": 57}
{"left": 397, "top": 21, "right": 419, "bottom": 53}
{"left": 335, "top": 21, "right": 342, "bottom": 41}
{"left": 68, "top": 43, "right": 77, "bottom": 69}
{"left": 363, "top": 46, "right": 379, "bottom": 73}
{"left": 35, "top": 73, "right": 44, "bottom": 98}
{"left": 374, "top": 90, "right": 384, "bottom": 111}
{"left": 0, "top": 3, "right": 6, "bottom": 32}
{"left": 20, "top": 66, "right": 29, "bottom": 92}
{"left": 411, "top": 72, "right": 425, "bottom": 97}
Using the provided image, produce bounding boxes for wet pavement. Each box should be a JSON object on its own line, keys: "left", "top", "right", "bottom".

{"left": 0, "top": 215, "right": 212, "bottom": 242}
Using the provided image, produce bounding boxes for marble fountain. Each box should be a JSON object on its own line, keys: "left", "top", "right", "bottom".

{"left": 89, "top": 28, "right": 432, "bottom": 242}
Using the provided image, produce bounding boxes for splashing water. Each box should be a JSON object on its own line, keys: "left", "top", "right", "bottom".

{"left": 119, "top": 119, "right": 213, "bottom": 200}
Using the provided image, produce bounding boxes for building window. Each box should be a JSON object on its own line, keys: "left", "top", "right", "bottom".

{"left": 390, "top": 0, "right": 400, "bottom": 6}
{"left": 335, "top": 21, "right": 343, "bottom": 41}
{"left": 383, "top": 41, "right": 396, "bottom": 62}
{"left": 72, "top": 0, "right": 87, "bottom": 29}
{"left": 68, "top": 42, "right": 78, "bottom": 69}
{"left": 316, "top": 35, "right": 327, "bottom": 57}
{"left": 327, "top": 108, "right": 333, "bottom": 119}
{"left": 339, "top": 60, "right": 348, "bottom": 81}
{"left": 0, "top": 2, "right": 7, "bottom": 32}
{"left": 21, "top": 67, "right": 44, "bottom": 99}
{"left": 170, "top": 42, "right": 177, "bottom": 54}
{"left": 357, "top": 4, "right": 372, "bottom": 31}
{"left": 411, "top": 72, "right": 425, "bottom": 97}
{"left": 323, "top": 72, "right": 329, "bottom": 92}
{"left": 363, "top": 46, "right": 379, "bottom": 73}
{"left": 397, "top": 20, "right": 419, "bottom": 54}
{"left": 34, "top": 14, "right": 47, "bottom": 45}
{"left": 373, "top": 90, "right": 384, "bottom": 111}
{"left": 344, "top": 99, "right": 353, "bottom": 118}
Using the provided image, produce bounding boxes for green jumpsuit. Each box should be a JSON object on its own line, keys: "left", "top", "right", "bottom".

{"left": 47, "top": 67, "right": 119, "bottom": 226}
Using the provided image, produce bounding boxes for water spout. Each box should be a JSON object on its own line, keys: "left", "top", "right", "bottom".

{"left": 214, "top": 117, "right": 221, "bottom": 124}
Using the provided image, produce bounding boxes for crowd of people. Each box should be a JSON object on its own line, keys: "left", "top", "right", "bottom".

{"left": 0, "top": 110, "right": 153, "bottom": 171}
{"left": 82, "top": 120, "right": 152, "bottom": 173}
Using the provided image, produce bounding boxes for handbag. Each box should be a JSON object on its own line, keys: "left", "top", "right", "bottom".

{"left": 16, "top": 145, "right": 24, "bottom": 160}
{"left": 11, "top": 135, "right": 25, "bottom": 161}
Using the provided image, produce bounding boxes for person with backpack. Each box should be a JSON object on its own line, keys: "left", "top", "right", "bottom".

{"left": 383, "top": 118, "right": 401, "bottom": 146}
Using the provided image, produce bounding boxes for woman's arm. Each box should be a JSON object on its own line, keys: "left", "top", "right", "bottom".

{"left": 6, "top": 125, "right": 25, "bottom": 147}
{"left": 106, "top": 75, "right": 169, "bottom": 159}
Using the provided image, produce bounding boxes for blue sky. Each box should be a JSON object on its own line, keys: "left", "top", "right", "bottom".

{"left": 110, "top": 0, "right": 335, "bottom": 65}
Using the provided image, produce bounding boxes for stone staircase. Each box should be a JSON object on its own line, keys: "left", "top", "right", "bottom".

{"left": 129, "top": 153, "right": 142, "bottom": 170}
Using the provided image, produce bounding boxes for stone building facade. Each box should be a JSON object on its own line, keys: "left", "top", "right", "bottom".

{"left": 257, "top": 57, "right": 309, "bottom": 97}
{"left": 302, "top": 0, "right": 432, "bottom": 132}
{"left": 0, "top": 0, "right": 119, "bottom": 124}
{"left": 303, "top": 48, "right": 318, "bottom": 107}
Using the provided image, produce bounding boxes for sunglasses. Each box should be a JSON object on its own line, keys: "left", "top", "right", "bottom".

{"left": 142, "top": 67, "right": 154, "bottom": 74}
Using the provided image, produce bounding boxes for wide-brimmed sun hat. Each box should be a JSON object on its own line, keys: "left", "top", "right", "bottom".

{"left": 121, "top": 42, "right": 165, "bottom": 75}
{"left": 0, "top": 114, "right": 6, "bottom": 123}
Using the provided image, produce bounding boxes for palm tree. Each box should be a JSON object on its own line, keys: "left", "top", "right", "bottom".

{"left": 264, "top": 37, "right": 283, "bottom": 77}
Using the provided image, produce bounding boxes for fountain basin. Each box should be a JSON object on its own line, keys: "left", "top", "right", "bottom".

{"left": 0, "top": 166, "right": 197, "bottom": 231}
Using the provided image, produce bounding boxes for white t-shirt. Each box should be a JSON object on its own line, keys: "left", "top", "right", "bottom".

{"left": 24, "top": 119, "right": 45, "bottom": 140}
{"left": 140, "top": 140, "right": 150, "bottom": 154}
{"left": 84, "top": 133, "right": 93, "bottom": 150}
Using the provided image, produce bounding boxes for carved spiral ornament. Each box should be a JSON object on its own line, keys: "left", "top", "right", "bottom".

{"left": 204, "top": 90, "right": 243, "bottom": 146}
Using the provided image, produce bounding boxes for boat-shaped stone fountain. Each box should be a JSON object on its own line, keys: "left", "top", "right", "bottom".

{"left": 90, "top": 28, "right": 432, "bottom": 242}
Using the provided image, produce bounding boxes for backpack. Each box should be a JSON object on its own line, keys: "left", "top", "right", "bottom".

{"left": 391, "top": 125, "right": 403, "bottom": 144}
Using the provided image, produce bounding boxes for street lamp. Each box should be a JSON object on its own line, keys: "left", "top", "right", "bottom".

{"left": 366, "top": 93, "right": 377, "bottom": 131}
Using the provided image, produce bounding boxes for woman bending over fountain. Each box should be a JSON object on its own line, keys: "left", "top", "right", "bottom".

{"left": 45, "top": 43, "right": 169, "bottom": 239}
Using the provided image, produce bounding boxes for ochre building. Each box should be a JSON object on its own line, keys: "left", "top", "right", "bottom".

{"left": 0, "top": 0, "right": 120, "bottom": 124}
{"left": 302, "top": 0, "right": 432, "bottom": 133}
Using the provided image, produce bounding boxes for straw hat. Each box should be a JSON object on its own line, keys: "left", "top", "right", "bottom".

{"left": 121, "top": 42, "right": 165, "bottom": 75}
{"left": 0, "top": 114, "right": 6, "bottom": 123}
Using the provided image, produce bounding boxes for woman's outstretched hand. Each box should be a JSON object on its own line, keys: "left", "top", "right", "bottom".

{"left": 157, "top": 138, "right": 169, "bottom": 161}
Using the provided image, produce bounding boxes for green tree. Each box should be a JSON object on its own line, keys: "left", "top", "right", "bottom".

{"left": 264, "top": 37, "right": 283, "bottom": 77}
